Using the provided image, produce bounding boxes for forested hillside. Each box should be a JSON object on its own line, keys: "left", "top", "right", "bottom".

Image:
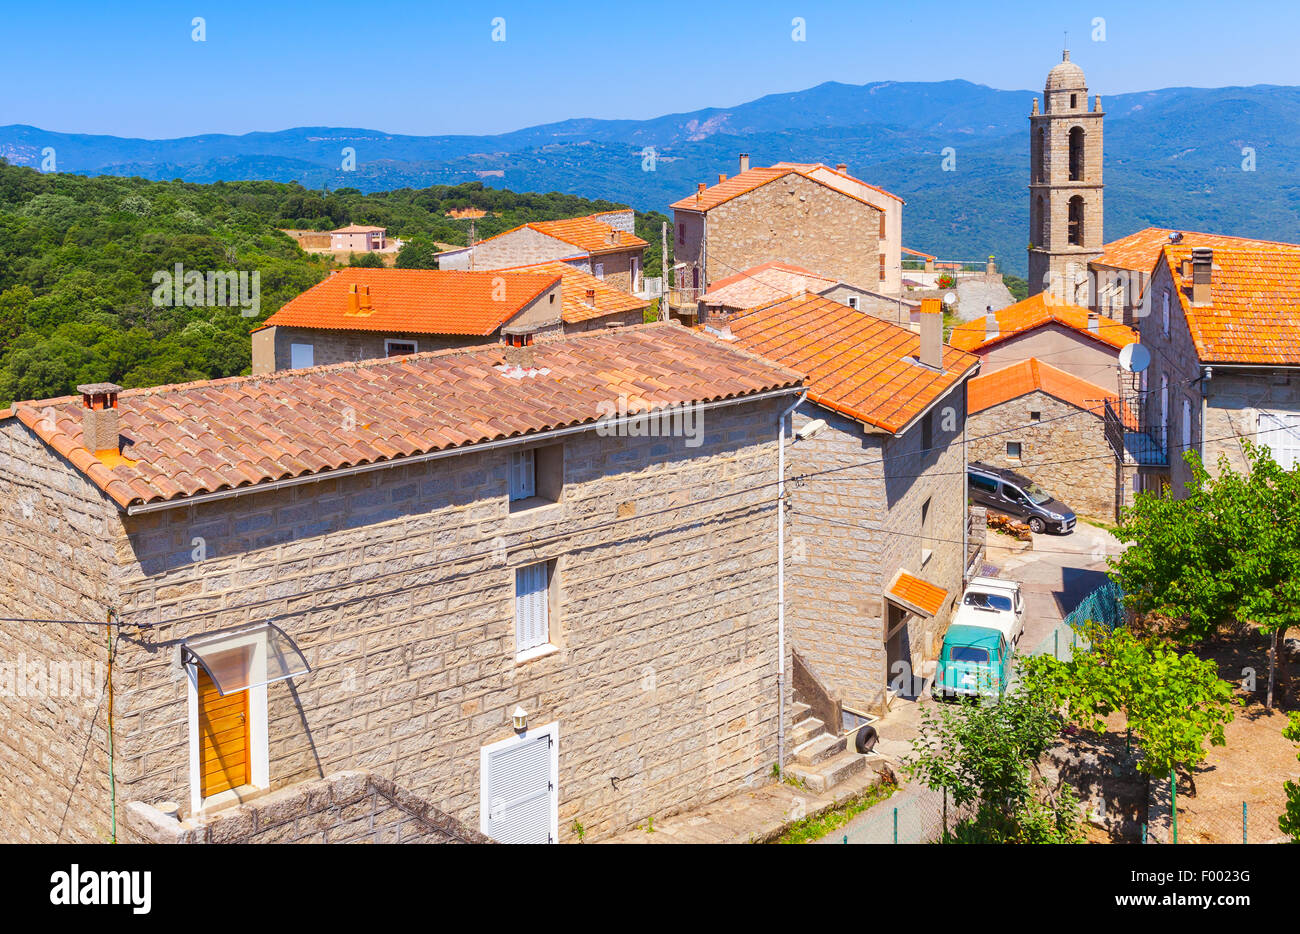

{"left": 0, "top": 161, "right": 669, "bottom": 405}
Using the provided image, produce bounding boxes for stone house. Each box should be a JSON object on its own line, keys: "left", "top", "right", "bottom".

{"left": 496, "top": 260, "right": 650, "bottom": 333}
{"left": 726, "top": 294, "right": 980, "bottom": 716}
{"left": 949, "top": 292, "right": 1137, "bottom": 388}
{"left": 1131, "top": 244, "right": 1300, "bottom": 496}
{"left": 0, "top": 323, "right": 804, "bottom": 844}
{"left": 697, "top": 260, "right": 916, "bottom": 328}
{"left": 436, "top": 211, "right": 648, "bottom": 295}
{"left": 250, "top": 267, "right": 564, "bottom": 374}
{"left": 669, "top": 156, "right": 902, "bottom": 306}
{"left": 966, "top": 357, "right": 1137, "bottom": 520}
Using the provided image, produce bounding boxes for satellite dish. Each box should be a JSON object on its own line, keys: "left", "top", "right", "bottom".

{"left": 1119, "top": 343, "right": 1151, "bottom": 373}
{"left": 942, "top": 291, "right": 957, "bottom": 305}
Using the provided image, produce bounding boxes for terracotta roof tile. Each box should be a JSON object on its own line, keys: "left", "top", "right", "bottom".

{"left": 968, "top": 358, "right": 1123, "bottom": 420}
{"left": 497, "top": 261, "right": 649, "bottom": 324}
{"left": 949, "top": 293, "right": 1137, "bottom": 353}
{"left": 726, "top": 293, "right": 979, "bottom": 434}
{"left": 1094, "top": 227, "right": 1296, "bottom": 271}
{"left": 701, "top": 261, "right": 838, "bottom": 310}
{"left": 471, "top": 213, "right": 647, "bottom": 257}
{"left": 887, "top": 570, "right": 948, "bottom": 617}
{"left": 256, "top": 267, "right": 559, "bottom": 336}
{"left": 1163, "top": 244, "right": 1300, "bottom": 364}
{"left": 671, "top": 161, "right": 901, "bottom": 213}
{"left": 11, "top": 324, "right": 802, "bottom": 509}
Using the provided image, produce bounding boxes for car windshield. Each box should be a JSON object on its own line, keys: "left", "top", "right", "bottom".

{"left": 949, "top": 646, "right": 990, "bottom": 664}
{"left": 964, "top": 591, "right": 1013, "bottom": 612}
{"left": 1022, "top": 482, "right": 1053, "bottom": 505}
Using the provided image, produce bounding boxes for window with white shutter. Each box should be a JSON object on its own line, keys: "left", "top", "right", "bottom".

{"left": 509, "top": 449, "right": 536, "bottom": 501}
{"left": 515, "top": 562, "right": 551, "bottom": 654}
{"left": 480, "top": 722, "right": 558, "bottom": 844}
{"left": 1182, "top": 398, "right": 1192, "bottom": 454}
{"left": 1260, "top": 410, "right": 1300, "bottom": 469}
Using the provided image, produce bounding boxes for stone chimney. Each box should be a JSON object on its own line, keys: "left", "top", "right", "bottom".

{"left": 1191, "top": 248, "right": 1213, "bottom": 306}
{"left": 1088, "top": 311, "right": 1100, "bottom": 334}
{"left": 919, "top": 298, "right": 943, "bottom": 369}
{"left": 76, "top": 383, "right": 123, "bottom": 456}
{"left": 984, "top": 306, "right": 998, "bottom": 340}
{"left": 584, "top": 288, "right": 596, "bottom": 304}
{"left": 696, "top": 182, "right": 706, "bottom": 200}
{"left": 835, "top": 163, "right": 848, "bottom": 174}
{"left": 718, "top": 173, "right": 727, "bottom": 184}
{"left": 738, "top": 153, "right": 750, "bottom": 173}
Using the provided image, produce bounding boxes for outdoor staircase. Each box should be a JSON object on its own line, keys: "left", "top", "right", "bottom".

{"left": 784, "top": 702, "right": 871, "bottom": 794}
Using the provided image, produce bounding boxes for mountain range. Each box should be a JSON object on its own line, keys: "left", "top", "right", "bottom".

{"left": 6, "top": 78, "right": 1300, "bottom": 275}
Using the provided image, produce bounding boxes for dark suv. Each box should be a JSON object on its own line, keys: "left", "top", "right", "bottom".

{"left": 968, "top": 462, "right": 1076, "bottom": 534}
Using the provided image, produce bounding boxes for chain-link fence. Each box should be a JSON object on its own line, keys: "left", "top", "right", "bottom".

{"left": 839, "top": 786, "right": 979, "bottom": 843}
{"left": 1026, "top": 579, "right": 1126, "bottom": 661}
{"left": 1146, "top": 772, "right": 1287, "bottom": 844}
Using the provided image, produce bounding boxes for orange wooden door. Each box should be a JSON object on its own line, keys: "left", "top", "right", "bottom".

{"left": 198, "top": 666, "right": 250, "bottom": 797}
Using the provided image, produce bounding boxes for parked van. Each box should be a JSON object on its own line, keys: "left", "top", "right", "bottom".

{"left": 931, "top": 578, "right": 1025, "bottom": 701}
{"left": 967, "top": 462, "right": 1076, "bottom": 534}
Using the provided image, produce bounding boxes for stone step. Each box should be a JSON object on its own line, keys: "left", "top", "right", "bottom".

{"left": 792, "top": 731, "right": 847, "bottom": 767}
{"left": 790, "top": 702, "right": 812, "bottom": 725}
{"left": 787, "top": 750, "right": 870, "bottom": 794}
{"left": 789, "top": 716, "right": 825, "bottom": 747}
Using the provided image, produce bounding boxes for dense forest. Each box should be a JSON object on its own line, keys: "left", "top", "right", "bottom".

{"left": 0, "top": 160, "right": 671, "bottom": 405}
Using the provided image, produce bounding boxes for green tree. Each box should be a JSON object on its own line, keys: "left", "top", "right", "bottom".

{"left": 1109, "top": 444, "right": 1300, "bottom": 706}
{"left": 1021, "top": 624, "right": 1236, "bottom": 788}
{"left": 1282, "top": 713, "right": 1300, "bottom": 842}
{"left": 347, "top": 251, "right": 385, "bottom": 268}
{"left": 395, "top": 237, "right": 440, "bottom": 269}
{"left": 906, "top": 689, "right": 1083, "bottom": 843}
{"left": 1002, "top": 274, "right": 1028, "bottom": 302}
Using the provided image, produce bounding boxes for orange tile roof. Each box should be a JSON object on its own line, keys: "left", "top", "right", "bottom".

{"left": 948, "top": 293, "right": 1138, "bottom": 353}
{"left": 6, "top": 324, "right": 802, "bottom": 509}
{"left": 256, "top": 268, "right": 560, "bottom": 337}
{"left": 1093, "top": 227, "right": 1296, "bottom": 271}
{"left": 901, "top": 247, "right": 936, "bottom": 260}
{"left": 727, "top": 292, "right": 979, "bottom": 434}
{"left": 701, "top": 261, "right": 838, "bottom": 310}
{"left": 498, "top": 260, "right": 649, "bottom": 324}
{"left": 968, "top": 358, "right": 1120, "bottom": 418}
{"left": 1163, "top": 244, "right": 1300, "bottom": 364}
{"left": 474, "top": 213, "right": 647, "bottom": 256}
{"left": 770, "top": 162, "right": 904, "bottom": 204}
{"left": 887, "top": 570, "right": 948, "bottom": 617}
{"left": 330, "top": 224, "right": 386, "bottom": 233}
{"left": 671, "top": 162, "right": 898, "bottom": 213}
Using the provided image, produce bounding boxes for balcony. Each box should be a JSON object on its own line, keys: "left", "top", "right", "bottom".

{"left": 1104, "top": 397, "right": 1167, "bottom": 467}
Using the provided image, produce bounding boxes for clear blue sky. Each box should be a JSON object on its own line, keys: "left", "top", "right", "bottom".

{"left": 6, "top": 0, "right": 1298, "bottom": 138}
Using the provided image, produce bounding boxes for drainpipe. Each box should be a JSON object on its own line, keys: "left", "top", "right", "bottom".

{"left": 776, "top": 390, "right": 808, "bottom": 777}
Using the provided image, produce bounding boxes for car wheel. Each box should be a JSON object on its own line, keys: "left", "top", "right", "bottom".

{"left": 1028, "top": 517, "right": 1045, "bottom": 534}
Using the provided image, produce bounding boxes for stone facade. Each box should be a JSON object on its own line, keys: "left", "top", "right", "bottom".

{"left": 1137, "top": 257, "right": 1300, "bottom": 495}
{"left": 1028, "top": 53, "right": 1105, "bottom": 301}
{"left": 120, "top": 770, "right": 487, "bottom": 844}
{"left": 785, "top": 391, "right": 967, "bottom": 713}
{"left": 675, "top": 173, "right": 883, "bottom": 299}
{"left": 441, "top": 226, "right": 644, "bottom": 294}
{"left": 968, "top": 389, "right": 1132, "bottom": 521}
{"left": 977, "top": 324, "right": 1121, "bottom": 387}
{"left": 0, "top": 396, "right": 792, "bottom": 844}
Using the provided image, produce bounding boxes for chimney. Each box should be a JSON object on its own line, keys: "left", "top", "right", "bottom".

{"left": 347, "top": 284, "right": 360, "bottom": 314}
{"left": 1191, "top": 248, "right": 1213, "bottom": 306}
{"left": 984, "top": 306, "right": 998, "bottom": 340}
{"left": 1088, "top": 311, "right": 1100, "bottom": 334}
{"left": 696, "top": 182, "right": 706, "bottom": 200}
{"left": 76, "top": 383, "right": 123, "bottom": 456}
{"left": 584, "top": 288, "right": 596, "bottom": 304}
{"left": 835, "top": 163, "right": 847, "bottom": 174}
{"left": 718, "top": 173, "right": 727, "bottom": 184}
{"left": 919, "top": 298, "right": 943, "bottom": 369}
{"left": 738, "top": 153, "right": 750, "bottom": 173}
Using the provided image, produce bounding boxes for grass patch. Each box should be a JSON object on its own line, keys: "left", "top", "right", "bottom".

{"left": 772, "top": 779, "right": 897, "bottom": 844}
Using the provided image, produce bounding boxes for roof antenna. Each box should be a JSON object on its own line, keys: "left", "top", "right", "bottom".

{"left": 1063, "top": 31, "right": 1069, "bottom": 60}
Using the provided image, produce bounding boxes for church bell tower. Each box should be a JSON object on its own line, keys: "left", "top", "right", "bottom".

{"left": 1028, "top": 50, "right": 1104, "bottom": 301}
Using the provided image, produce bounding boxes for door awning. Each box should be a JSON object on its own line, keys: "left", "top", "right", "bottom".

{"left": 181, "top": 623, "right": 310, "bottom": 696}
{"left": 885, "top": 569, "right": 950, "bottom": 620}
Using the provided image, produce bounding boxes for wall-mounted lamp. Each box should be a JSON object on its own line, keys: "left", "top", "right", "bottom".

{"left": 512, "top": 705, "right": 528, "bottom": 733}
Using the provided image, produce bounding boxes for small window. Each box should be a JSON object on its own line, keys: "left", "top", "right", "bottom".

{"left": 515, "top": 561, "right": 554, "bottom": 655}
{"left": 594, "top": 263, "right": 605, "bottom": 280}
{"left": 385, "top": 339, "right": 418, "bottom": 357}
{"left": 921, "top": 412, "right": 933, "bottom": 452}
{"left": 290, "top": 343, "right": 314, "bottom": 369}
{"left": 879, "top": 214, "right": 887, "bottom": 239}
{"left": 846, "top": 295, "right": 860, "bottom": 310}
{"left": 1006, "top": 441, "right": 1022, "bottom": 459}
{"left": 1029, "top": 411, "right": 1041, "bottom": 422}
{"left": 1162, "top": 290, "right": 1170, "bottom": 336}
{"left": 1070, "top": 93, "right": 1077, "bottom": 108}
{"left": 678, "top": 223, "right": 685, "bottom": 245}
{"left": 920, "top": 496, "right": 933, "bottom": 565}
{"left": 508, "top": 444, "right": 563, "bottom": 510}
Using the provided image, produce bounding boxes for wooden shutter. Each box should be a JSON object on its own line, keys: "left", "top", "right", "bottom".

{"left": 509, "top": 449, "right": 536, "bottom": 501}
{"left": 482, "top": 731, "right": 555, "bottom": 843}
{"left": 198, "top": 666, "right": 250, "bottom": 797}
{"left": 515, "top": 563, "right": 549, "bottom": 652}
{"left": 1261, "top": 411, "right": 1300, "bottom": 469}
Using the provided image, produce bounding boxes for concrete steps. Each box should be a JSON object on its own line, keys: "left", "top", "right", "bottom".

{"left": 793, "top": 731, "right": 847, "bottom": 767}
{"left": 787, "top": 749, "right": 871, "bottom": 794}
{"left": 789, "top": 715, "right": 825, "bottom": 747}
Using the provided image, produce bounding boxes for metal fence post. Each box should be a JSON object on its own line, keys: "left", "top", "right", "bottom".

{"left": 1054, "top": 628, "right": 1059, "bottom": 659}
{"left": 1170, "top": 771, "right": 1177, "bottom": 845}
{"left": 1243, "top": 802, "right": 1247, "bottom": 844}
{"left": 893, "top": 806, "right": 898, "bottom": 844}
{"left": 1141, "top": 822, "right": 1147, "bottom": 844}
{"left": 943, "top": 788, "right": 948, "bottom": 843}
